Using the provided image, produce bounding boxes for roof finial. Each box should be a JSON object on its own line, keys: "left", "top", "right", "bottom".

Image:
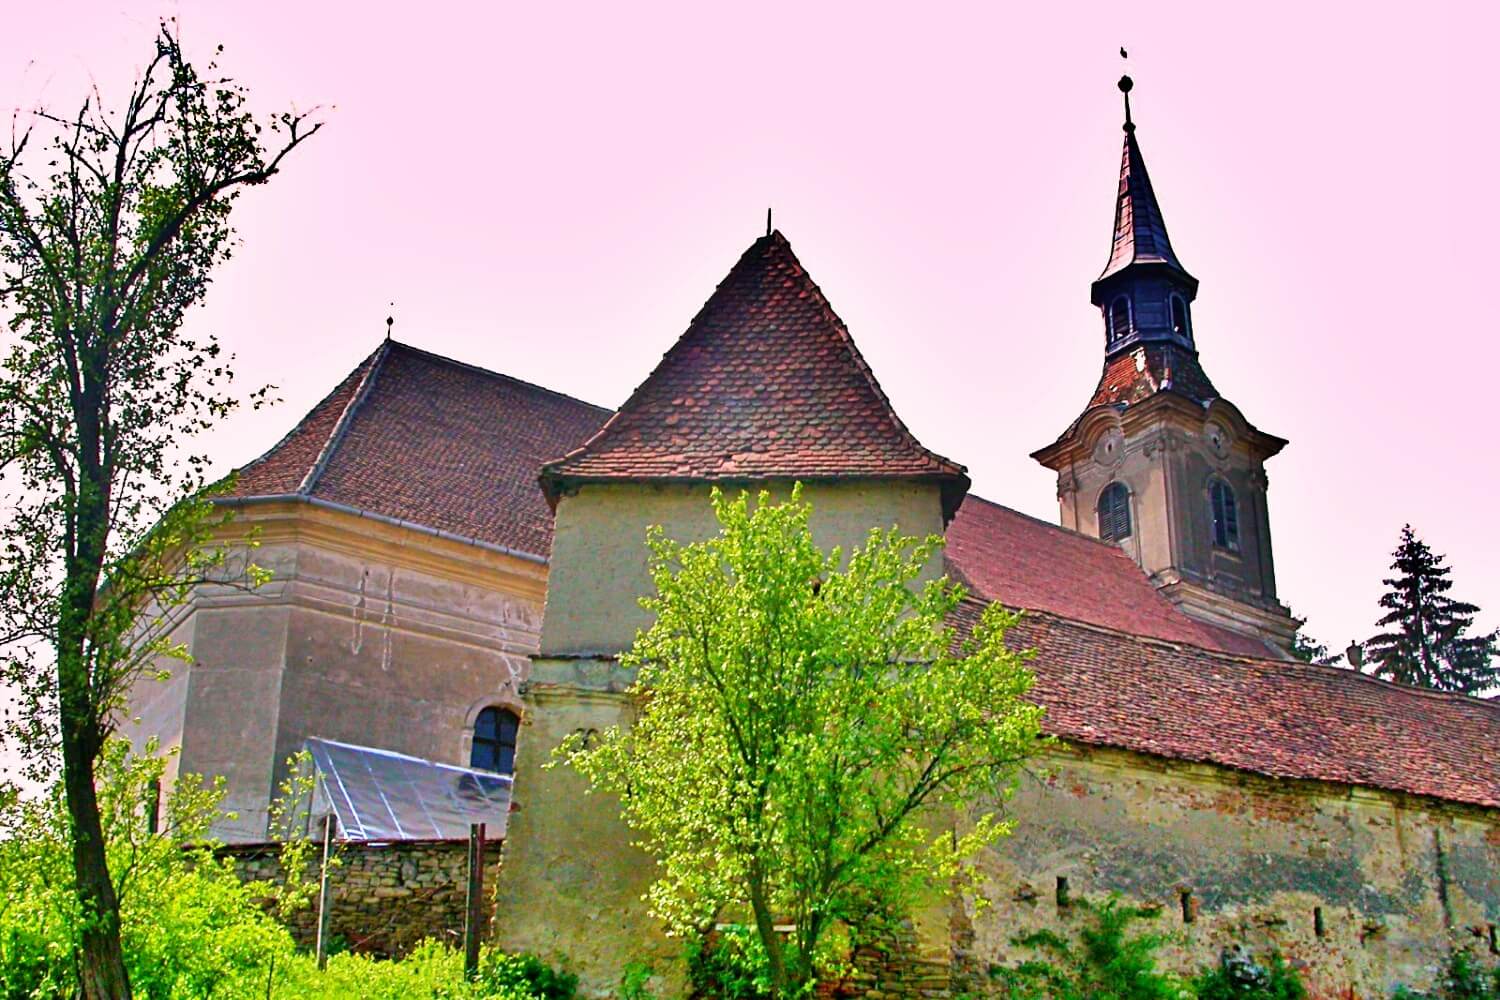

{"left": 385, "top": 308, "right": 393, "bottom": 342}
{"left": 1118, "top": 47, "right": 1134, "bottom": 133}
{"left": 766, "top": 206, "right": 772, "bottom": 236}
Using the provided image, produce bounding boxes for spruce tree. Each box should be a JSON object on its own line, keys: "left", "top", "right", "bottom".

{"left": 1364, "top": 526, "right": 1498, "bottom": 695}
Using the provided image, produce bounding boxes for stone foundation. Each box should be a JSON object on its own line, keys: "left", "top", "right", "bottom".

{"left": 221, "top": 838, "right": 503, "bottom": 958}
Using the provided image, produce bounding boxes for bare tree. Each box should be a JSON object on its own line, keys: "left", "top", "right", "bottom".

{"left": 0, "top": 24, "right": 320, "bottom": 998}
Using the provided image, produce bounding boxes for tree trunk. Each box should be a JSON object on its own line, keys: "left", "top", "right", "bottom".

{"left": 749, "top": 868, "right": 787, "bottom": 1000}
{"left": 62, "top": 715, "right": 133, "bottom": 999}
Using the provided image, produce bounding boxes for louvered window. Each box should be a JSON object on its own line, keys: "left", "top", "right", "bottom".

{"left": 1110, "top": 296, "right": 1131, "bottom": 342}
{"left": 1098, "top": 482, "right": 1131, "bottom": 541}
{"left": 1171, "top": 295, "right": 1189, "bottom": 337}
{"left": 471, "top": 707, "right": 520, "bottom": 774}
{"left": 1210, "top": 480, "right": 1240, "bottom": 550}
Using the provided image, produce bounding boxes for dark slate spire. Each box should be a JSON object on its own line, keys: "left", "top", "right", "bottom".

{"left": 1091, "top": 75, "right": 1196, "bottom": 306}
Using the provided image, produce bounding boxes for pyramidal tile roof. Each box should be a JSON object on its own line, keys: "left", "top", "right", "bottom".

{"left": 1095, "top": 127, "right": 1192, "bottom": 289}
{"left": 541, "top": 231, "right": 969, "bottom": 514}
{"left": 226, "top": 341, "right": 609, "bottom": 558}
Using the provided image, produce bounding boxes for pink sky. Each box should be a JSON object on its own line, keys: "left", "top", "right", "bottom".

{"left": 3, "top": 0, "right": 1497, "bottom": 747}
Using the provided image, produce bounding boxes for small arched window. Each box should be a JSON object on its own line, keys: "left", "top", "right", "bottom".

{"left": 470, "top": 707, "right": 520, "bottom": 775}
{"left": 1209, "top": 480, "right": 1239, "bottom": 551}
{"left": 1170, "top": 295, "right": 1190, "bottom": 337}
{"left": 1098, "top": 482, "right": 1131, "bottom": 541}
{"left": 1110, "top": 296, "right": 1131, "bottom": 341}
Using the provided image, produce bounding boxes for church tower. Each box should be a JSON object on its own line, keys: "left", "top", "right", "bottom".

{"left": 1031, "top": 75, "right": 1298, "bottom": 655}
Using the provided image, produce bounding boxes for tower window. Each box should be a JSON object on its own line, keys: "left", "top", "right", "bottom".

{"left": 471, "top": 707, "right": 520, "bottom": 774}
{"left": 1170, "top": 295, "right": 1190, "bottom": 337}
{"left": 1098, "top": 482, "right": 1131, "bottom": 541}
{"left": 1109, "top": 296, "right": 1131, "bottom": 342}
{"left": 1209, "top": 479, "right": 1240, "bottom": 551}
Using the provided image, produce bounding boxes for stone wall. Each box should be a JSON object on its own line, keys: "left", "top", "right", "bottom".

{"left": 222, "top": 838, "right": 503, "bottom": 958}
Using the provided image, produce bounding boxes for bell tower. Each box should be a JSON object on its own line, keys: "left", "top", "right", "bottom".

{"left": 1031, "top": 74, "right": 1298, "bottom": 655}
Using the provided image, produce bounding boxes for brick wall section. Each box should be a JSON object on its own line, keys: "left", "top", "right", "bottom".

{"left": 220, "top": 839, "right": 503, "bottom": 958}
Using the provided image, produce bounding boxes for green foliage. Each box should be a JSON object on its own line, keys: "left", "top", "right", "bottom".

{"left": 1395, "top": 948, "right": 1500, "bottom": 1000}
{"left": 991, "top": 897, "right": 1189, "bottom": 1000}
{"left": 0, "top": 738, "right": 294, "bottom": 999}
{"left": 1195, "top": 948, "right": 1306, "bottom": 1000}
{"left": 685, "top": 925, "right": 776, "bottom": 1000}
{"left": 558, "top": 486, "right": 1045, "bottom": 997}
{"left": 1364, "top": 525, "right": 1498, "bottom": 694}
{"left": 481, "top": 951, "right": 579, "bottom": 1000}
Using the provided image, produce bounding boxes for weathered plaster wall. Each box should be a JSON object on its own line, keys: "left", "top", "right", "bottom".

{"left": 122, "top": 501, "right": 547, "bottom": 842}
{"left": 959, "top": 746, "right": 1500, "bottom": 999}
{"left": 542, "top": 480, "right": 947, "bottom": 657}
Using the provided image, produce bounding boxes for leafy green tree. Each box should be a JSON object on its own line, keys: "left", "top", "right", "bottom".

{"left": 992, "top": 896, "right": 1186, "bottom": 1000}
{"left": 0, "top": 24, "right": 319, "bottom": 997}
{"left": 1364, "top": 526, "right": 1497, "bottom": 695}
{"left": 559, "top": 486, "right": 1045, "bottom": 999}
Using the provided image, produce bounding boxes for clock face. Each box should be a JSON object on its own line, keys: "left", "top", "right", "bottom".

{"left": 1093, "top": 429, "right": 1125, "bottom": 467}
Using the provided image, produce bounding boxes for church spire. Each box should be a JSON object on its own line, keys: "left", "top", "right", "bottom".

{"left": 1090, "top": 74, "right": 1199, "bottom": 354}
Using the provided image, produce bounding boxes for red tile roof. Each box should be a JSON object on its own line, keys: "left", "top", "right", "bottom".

{"left": 1086, "top": 342, "right": 1219, "bottom": 410}
{"left": 226, "top": 341, "right": 609, "bottom": 557}
{"left": 945, "top": 495, "right": 1277, "bottom": 658}
{"left": 541, "top": 231, "right": 968, "bottom": 515}
{"left": 951, "top": 599, "right": 1500, "bottom": 810}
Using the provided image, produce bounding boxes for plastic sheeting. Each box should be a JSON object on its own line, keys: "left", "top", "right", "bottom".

{"left": 305, "top": 737, "right": 512, "bottom": 842}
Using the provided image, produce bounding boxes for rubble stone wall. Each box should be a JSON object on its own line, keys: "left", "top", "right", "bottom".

{"left": 221, "top": 838, "right": 503, "bottom": 958}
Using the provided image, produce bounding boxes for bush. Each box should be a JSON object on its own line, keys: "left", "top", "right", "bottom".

{"left": 1196, "top": 947, "right": 1306, "bottom": 1000}
{"left": 686, "top": 924, "right": 775, "bottom": 1000}
{"left": 482, "top": 951, "right": 579, "bottom": 1000}
{"left": 991, "top": 896, "right": 1189, "bottom": 1000}
{"left": 1395, "top": 948, "right": 1500, "bottom": 1000}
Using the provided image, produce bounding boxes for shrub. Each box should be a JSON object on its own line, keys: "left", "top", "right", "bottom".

{"left": 686, "top": 924, "right": 776, "bottom": 1000}
{"left": 482, "top": 951, "right": 579, "bottom": 1000}
{"left": 990, "top": 896, "right": 1189, "bottom": 1000}
{"left": 1196, "top": 947, "right": 1306, "bottom": 1000}
{"left": 1395, "top": 948, "right": 1500, "bottom": 1000}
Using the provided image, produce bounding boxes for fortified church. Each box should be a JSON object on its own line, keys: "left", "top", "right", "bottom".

{"left": 124, "top": 80, "right": 1499, "bottom": 997}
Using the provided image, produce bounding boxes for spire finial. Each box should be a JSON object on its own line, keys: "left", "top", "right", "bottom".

{"left": 766, "top": 207, "right": 772, "bottom": 236}
{"left": 385, "top": 307, "right": 393, "bottom": 342}
{"left": 1118, "top": 47, "right": 1134, "bottom": 133}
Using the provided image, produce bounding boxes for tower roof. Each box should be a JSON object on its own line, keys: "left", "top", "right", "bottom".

{"left": 541, "top": 230, "right": 969, "bottom": 515}
{"left": 1092, "top": 77, "right": 1196, "bottom": 302}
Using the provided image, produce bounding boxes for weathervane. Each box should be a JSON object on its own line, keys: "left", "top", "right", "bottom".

{"left": 1118, "top": 46, "right": 1134, "bottom": 132}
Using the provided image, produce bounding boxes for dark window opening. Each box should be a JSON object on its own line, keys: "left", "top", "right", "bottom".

{"left": 1171, "top": 295, "right": 1190, "bottom": 337}
{"left": 1098, "top": 482, "right": 1131, "bottom": 542}
{"left": 1055, "top": 876, "right": 1070, "bottom": 909}
{"left": 471, "top": 707, "right": 520, "bottom": 775}
{"left": 1110, "top": 296, "right": 1131, "bottom": 342}
{"left": 1179, "top": 890, "right": 1196, "bottom": 924}
{"left": 1490, "top": 923, "right": 1498, "bottom": 955}
{"left": 1210, "top": 480, "right": 1240, "bottom": 551}
{"left": 1314, "top": 907, "right": 1326, "bottom": 939}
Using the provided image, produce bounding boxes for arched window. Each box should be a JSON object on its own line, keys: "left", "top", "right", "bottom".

{"left": 1170, "top": 295, "right": 1189, "bottom": 337}
{"left": 1209, "top": 479, "right": 1239, "bottom": 551}
{"left": 1097, "top": 482, "right": 1131, "bottom": 541}
{"left": 1110, "top": 296, "right": 1131, "bottom": 341}
{"left": 470, "top": 707, "right": 520, "bottom": 774}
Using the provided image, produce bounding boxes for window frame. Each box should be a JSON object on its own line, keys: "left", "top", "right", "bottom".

{"left": 1170, "top": 294, "right": 1190, "bottom": 339}
{"left": 1208, "top": 478, "right": 1240, "bottom": 551}
{"left": 1109, "top": 295, "right": 1131, "bottom": 343}
{"left": 1097, "top": 481, "right": 1132, "bottom": 542}
{"left": 469, "top": 706, "right": 520, "bottom": 775}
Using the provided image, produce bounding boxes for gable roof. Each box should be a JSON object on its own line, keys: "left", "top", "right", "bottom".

{"left": 945, "top": 495, "right": 1278, "bottom": 658}
{"left": 951, "top": 598, "right": 1500, "bottom": 810}
{"left": 541, "top": 231, "right": 969, "bottom": 516}
{"left": 226, "top": 341, "right": 609, "bottom": 558}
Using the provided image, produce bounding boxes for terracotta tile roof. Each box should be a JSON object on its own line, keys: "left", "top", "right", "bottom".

{"left": 226, "top": 341, "right": 609, "bottom": 557}
{"left": 1095, "top": 127, "right": 1191, "bottom": 287}
{"left": 945, "top": 494, "right": 1277, "bottom": 658}
{"left": 1086, "top": 342, "right": 1218, "bottom": 409}
{"left": 951, "top": 599, "right": 1500, "bottom": 809}
{"left": 541, "top": 231, "right": 969, "bottom": 515}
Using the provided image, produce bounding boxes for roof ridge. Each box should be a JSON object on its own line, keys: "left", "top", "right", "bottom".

{"left": 299, "top": 340, "right": 391, "bottom": 495}
{"left": 770, "top": 233, "right": 965, "bottom": 478}
{"left": 971, "top": 596, "right": 1500, "bottom": 715}
{"left": 961, "top": 492, "right": 1135, "bottom": 554}
{"left": 386, "top": 339, "right": 611, "bottom": 414}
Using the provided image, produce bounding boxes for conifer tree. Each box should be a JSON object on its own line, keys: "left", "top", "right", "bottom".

{"left": 1363, "top": 526, "right": 1497, "bottom": 696}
